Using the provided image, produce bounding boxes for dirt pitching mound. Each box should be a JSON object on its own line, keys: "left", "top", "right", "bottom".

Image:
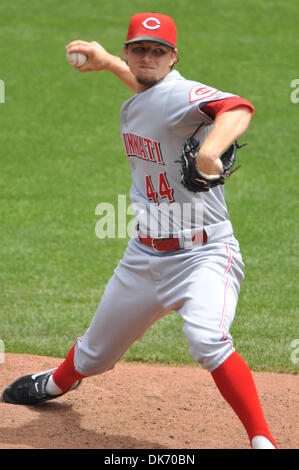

{"left": 0, "top": 353, "right": 298, "bottom": 449}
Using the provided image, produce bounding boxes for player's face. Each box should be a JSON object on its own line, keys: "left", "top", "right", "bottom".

{"left": 125, "top": 42, "right": 178, "bottom": 92}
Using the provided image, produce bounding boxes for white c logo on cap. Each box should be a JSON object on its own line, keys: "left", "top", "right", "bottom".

{"left": 142, "top": 17, "right": 161, "bottom": 30}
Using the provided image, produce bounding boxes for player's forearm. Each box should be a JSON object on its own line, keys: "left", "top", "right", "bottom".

{"left": 66, "top": 40, "right": 137, "bottom": 93}
{"left": 196, "top": 107, "right": 252, "bottom": 175}
{"left": 106, "top": 56, "right": 137, "bottom": 93}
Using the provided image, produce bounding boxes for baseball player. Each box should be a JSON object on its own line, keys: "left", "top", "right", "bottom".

{"left": 2, "top": 13, "right": 277, "bottom": 449}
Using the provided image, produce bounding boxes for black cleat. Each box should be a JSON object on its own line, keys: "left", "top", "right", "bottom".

{"left": 1, "top": 369, "right": 82, "bottom": 405}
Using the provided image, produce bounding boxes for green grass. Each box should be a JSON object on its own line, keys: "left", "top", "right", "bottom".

{"left": 0, "top": 0, "right": 298, "bottom": 373}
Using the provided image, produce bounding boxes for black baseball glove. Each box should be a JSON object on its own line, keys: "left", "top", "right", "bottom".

{"left": 180, "top": 124, "right": 246, "bottom": 192}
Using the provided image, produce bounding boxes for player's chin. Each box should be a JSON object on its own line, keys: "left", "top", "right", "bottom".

{"left": 136, "top": 73, "right": 159, "bottom": 88}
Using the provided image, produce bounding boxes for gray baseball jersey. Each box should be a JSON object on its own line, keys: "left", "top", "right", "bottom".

{"left": 120, "top": 70, "right": 236, "bottom": 237}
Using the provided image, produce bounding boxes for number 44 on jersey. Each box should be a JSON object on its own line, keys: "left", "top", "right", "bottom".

{"left": 146, "top": 172, "right": 174, "bottom": 203}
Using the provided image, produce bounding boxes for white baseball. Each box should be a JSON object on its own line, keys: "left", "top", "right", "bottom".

{"left": 66, "top": 52, "right": 87, "bottom": 67}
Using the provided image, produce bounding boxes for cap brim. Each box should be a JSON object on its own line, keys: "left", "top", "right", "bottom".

{"left": 124, "top": 36, "right": 175, "bottom": 49}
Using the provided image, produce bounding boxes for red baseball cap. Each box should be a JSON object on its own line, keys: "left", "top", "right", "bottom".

{"left": 124, "top": 13, "right": 177, "bottom": 49}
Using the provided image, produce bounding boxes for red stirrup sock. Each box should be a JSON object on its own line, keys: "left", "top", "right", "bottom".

{"left": 52, "top": 344, "right": 87, "bottom": 393}
{"left": 211, "top": 351, "right": 277, "bottom": 448}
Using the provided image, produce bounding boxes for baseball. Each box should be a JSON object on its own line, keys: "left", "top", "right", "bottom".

{"left": 66, "top": 52, "right": 87, "bottom": 67}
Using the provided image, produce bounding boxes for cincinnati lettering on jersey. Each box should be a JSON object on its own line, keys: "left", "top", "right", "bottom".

{"left": 122, "top": 132, "right": 164, "bottom": 165}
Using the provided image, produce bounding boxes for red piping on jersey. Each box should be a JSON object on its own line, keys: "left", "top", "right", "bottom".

{"left": 219, "top": 243, "right": 234, "bottom": 340}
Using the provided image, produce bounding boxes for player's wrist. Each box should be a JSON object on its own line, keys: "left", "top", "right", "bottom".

{"left": 196, "top": 153, "right": 223, "bottom": 177}
{"left": 105, "top": 54, "right": 126, "bottom": 73}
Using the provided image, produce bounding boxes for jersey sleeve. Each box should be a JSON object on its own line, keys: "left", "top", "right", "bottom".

{"left": 165, "top": 77, "right": 254, "bottom": 137}
{"left": 201, "top": 96, "right": 255, "bottom": 119}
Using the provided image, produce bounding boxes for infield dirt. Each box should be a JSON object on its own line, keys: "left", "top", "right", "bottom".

{"left": 0, "top": 353, "right": 298, "bottom": 449}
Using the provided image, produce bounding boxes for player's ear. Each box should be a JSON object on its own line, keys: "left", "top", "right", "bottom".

{"left": 123, "top": 45, "right": 129, "bottom": 64}
{"left": 170, "top": 48, "right": 179, "bottom": 68}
